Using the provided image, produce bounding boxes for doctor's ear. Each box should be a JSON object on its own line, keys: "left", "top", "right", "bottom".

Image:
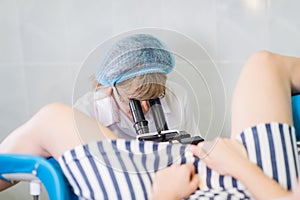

{"left": 106, "top": 87, "right": 113, "bottom": 96}
{"left": 94, "top": 85, "right": 113, "bottom": 99}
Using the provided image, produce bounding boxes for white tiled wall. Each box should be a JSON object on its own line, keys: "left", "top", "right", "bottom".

{"left": 1, "top": 0, "right": 300, "bottom": 199}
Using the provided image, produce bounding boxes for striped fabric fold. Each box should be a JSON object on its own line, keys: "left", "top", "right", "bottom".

{"left": 59, "top": 122, "right": 299, "bottom": 200}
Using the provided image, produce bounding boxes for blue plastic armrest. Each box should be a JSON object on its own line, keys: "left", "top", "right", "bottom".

{"left": 292, "top": 94, "right": 300, "bottom": 141}
{"left": 0, "top": 154, "right": 76, "bottom": 200}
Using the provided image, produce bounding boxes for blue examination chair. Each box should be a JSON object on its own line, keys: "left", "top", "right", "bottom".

{"left": 293, "top": 94, "right": 300, "bottom": 141}
{"left": 0, "top": 155, "right": 77, "bottom": 199}
{"left": 0, "top": 94, "right": 300, "bottom": 200}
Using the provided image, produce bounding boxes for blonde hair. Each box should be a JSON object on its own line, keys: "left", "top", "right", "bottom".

{"left": 91, "top": 73, "right": 167, "bottom": 100}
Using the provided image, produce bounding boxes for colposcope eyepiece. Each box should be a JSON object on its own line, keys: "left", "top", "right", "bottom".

{"left": 129, "top": 99, "right": 149, "bottom": 135}
{"left": 149, "top": 98, "right": 168, "bottom": 133}
{"left": 129, "top": 98, "right": 204, "bottom": 144}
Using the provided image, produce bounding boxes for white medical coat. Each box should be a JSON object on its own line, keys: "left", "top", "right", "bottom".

{"left": 74, "top": 81, "right": 199, "bottom": 139}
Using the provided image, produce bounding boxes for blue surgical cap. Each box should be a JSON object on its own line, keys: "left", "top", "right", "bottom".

{"left": 95, "top": 34, "right": 175, "bottom": 86}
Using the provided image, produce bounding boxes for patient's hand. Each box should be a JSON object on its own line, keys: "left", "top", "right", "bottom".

{"left": 191, "top": 137, "right": 248, "bottom": 177}
{"left": 152, "top": 164, "right": 199, "bottom": 200}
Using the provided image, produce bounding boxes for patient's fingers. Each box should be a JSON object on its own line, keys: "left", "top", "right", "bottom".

{"left": 190, "top": 143, "right": 205, "bottom": 158}
{"left": 152, "top": 164, "right": 199, "bottom": 199}
{"left": 183, "top": 163, "right": 197, "bottom": 184}
{"left": 184, "top": 163, "right": 196, "bottom": 176}
{"left": 191, "top": 138, "right": 218, "bottom": 159}
{"left": 189, "top": 172, "right": 200, "bottom": 193}
{"left": 180, "top": 164, "right": 199, "bottom": 194}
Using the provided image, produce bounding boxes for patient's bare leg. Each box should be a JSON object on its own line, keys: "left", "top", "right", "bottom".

{"left": 231, "top": 50, "right": 300, "bottom": 137}
{"left": 0, "top": 103, "right": 116, "bottom": 159}
{"left": 0, "top": 103, "right": 116, "bottom": 191}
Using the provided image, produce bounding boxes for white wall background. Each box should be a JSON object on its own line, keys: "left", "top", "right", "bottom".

{"left": 1, "top": 0, "right": 300, "bottom": 199}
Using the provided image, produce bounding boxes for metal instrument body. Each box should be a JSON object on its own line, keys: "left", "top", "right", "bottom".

{"left": 129, "top": 98, "right": 203, "bottom": 144}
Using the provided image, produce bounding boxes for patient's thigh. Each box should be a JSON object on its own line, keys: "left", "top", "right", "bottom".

{"left": 231, "top": 51, "right": 293, "bottom": 137}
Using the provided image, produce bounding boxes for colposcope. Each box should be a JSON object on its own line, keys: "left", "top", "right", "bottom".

{"left": 129, "top": 98, "right": 204, "bottom": 144}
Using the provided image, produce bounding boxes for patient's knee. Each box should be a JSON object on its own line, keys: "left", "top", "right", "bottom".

{"left": 40, "top": 102, "right": 70, "bottom": 113}
{"left": 250, "top": 50, "right": 273, "bottom": 60}
{"left": 244, "top": 50, "right": 288, "bottom": 77}
{"left": 247, "top": 50, "right": 276, "bottom": 67}
{"left": 33, "top": 103, "right": 72, "bottom": 122}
